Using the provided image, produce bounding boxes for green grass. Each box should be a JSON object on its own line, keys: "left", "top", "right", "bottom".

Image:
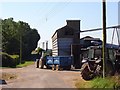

{"left": 90, "top": 77, "right": 115, "bottom": 88}
{"left": 16, "top": 61, "right": 34, "bottom": 68}
{"left": 1, "top": 52, "right": 34, "bottom": 68}
{"left": 1, "top": 61, "right": 34, "bottom": 68}
{"left": 75, "top": 76, "right": 120, "bottom": 89}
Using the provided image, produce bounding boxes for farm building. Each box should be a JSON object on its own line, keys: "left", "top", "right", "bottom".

{"left": 51, "top": 20, "right": 102, "bottom": 68}
{"left": 52, "top": 20, "right": 80, "bottom": 56}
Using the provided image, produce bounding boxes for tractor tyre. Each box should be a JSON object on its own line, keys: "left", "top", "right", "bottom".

{"left": 81, "top": 64, "right": 95, "bottom": 80}
{"left": 39, "top": 59, "right": 44, "bottom": 69}
{"left": 36, "top": 59, "right": 40, "bottom": 68}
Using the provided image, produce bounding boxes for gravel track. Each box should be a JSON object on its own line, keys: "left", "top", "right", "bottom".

{"left": 1, "top": 64, "right": 82, "bottom": 88}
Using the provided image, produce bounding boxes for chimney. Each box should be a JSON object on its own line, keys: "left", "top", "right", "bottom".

{"left": 66, "top": 20, "right": 80, "bottom": 44}
{"left": 42, "top": 42, "right": 45, "bottom": 50}
{"left": 66, "top": 20, "right": 80, "bottom": 31}
{"left": 46, "top": 41, "right": 48, "bottom": 50}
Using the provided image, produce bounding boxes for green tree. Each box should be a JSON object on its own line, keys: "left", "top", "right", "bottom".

{"left": 2, "top": 18, "right": 20, "bottom": 54}
{"left": 1, "top": 18, "right": 40, "bottom": 59}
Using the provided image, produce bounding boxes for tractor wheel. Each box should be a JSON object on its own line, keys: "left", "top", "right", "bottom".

{"left": 39, "top": 59, "right": 44, "bottom": 69}
{"left": 36, "top": 59, "right": 40, "bottom": 68}
{"left": 81, "top": 64, "right": 95, "bottom": 80}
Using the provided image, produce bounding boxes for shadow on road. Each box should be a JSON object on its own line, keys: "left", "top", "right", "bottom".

{"left": 38, "top": 67, "right": 80, "bottom": 72}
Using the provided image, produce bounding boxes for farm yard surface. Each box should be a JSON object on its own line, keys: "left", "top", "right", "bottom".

{"left": 1, "top": 64, "right": 83, "bottom": 88}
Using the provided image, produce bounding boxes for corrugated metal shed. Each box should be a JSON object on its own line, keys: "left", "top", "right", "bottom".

{"left": 58, "top": 38, "right": 73, "bottom": 56}
{"left": 52, "top": 20, "right": 80, "bottom": 56}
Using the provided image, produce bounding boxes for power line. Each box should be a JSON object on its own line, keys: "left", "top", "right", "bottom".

{"left": 39, "top": 2, "right": 71, "bottom": 25}
{"left": 80, "top": 25, "right": 120, "bottom": 33}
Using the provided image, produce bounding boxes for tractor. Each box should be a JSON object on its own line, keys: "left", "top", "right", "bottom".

{"left": 81, "top": 44, "right": 120, "bottom": 80}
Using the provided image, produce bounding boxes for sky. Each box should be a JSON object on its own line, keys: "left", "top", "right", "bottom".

{"left": 0, "top": 0, "right": 120, "bottom": 49}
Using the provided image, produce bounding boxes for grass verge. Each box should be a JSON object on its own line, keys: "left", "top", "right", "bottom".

{"left": 16, "top": 61, "right": 34, "bottom": 68}
{"left": 75, "top": 75, "right": 120, "bottom": 89}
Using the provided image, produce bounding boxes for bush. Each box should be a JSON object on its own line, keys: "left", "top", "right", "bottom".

{"left": 9, "top": 55, "right": 20, "bottom": 65}
{"left": 1, "top": 53, "right": 19, "bottom": 68}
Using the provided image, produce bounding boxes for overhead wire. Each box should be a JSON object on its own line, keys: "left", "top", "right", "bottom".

{"left": 80, "top": 25, "right": 120, "bottom": 46}
{"left": 80, "top": 25, "right": 120, "bottom": 33}
{"left": 39, "top": 1, "right": 72, "bottom": 26}
{"left": 45, "top": 2, "right": 71, "bottom": 21}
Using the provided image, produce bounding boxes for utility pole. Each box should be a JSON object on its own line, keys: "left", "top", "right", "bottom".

{"left": 20, "top": 30, "right": 22, "bottom": 64}
{"left": 102, "top": 0, "right": 106, "bottom": 78}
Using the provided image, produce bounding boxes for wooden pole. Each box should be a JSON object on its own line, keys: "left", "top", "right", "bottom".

{"left": 102, "top": 0, "right": 106, "bottom": 78}
{"left": 20, "top": 31, "right": 22, "bottom": 64}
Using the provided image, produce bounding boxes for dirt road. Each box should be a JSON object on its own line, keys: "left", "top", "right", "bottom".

{"left": 1, "top": 64, "right": 82, "bottom": 88}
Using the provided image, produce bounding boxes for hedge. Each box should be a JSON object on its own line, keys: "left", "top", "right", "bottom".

{"left": 0, "top": 53, "right": 19, "bottom": 68}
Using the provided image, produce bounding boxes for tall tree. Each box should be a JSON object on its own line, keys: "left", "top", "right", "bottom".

{"left": 1, "top": 18, "right": 40, "bottom": 58}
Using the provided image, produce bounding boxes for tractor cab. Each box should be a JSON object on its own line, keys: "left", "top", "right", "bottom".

{"left": 84, "top": 44, "right": 120, "bottom": 74}
{"left": 87, "top": 45, "right": 116, "bottom": 63}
